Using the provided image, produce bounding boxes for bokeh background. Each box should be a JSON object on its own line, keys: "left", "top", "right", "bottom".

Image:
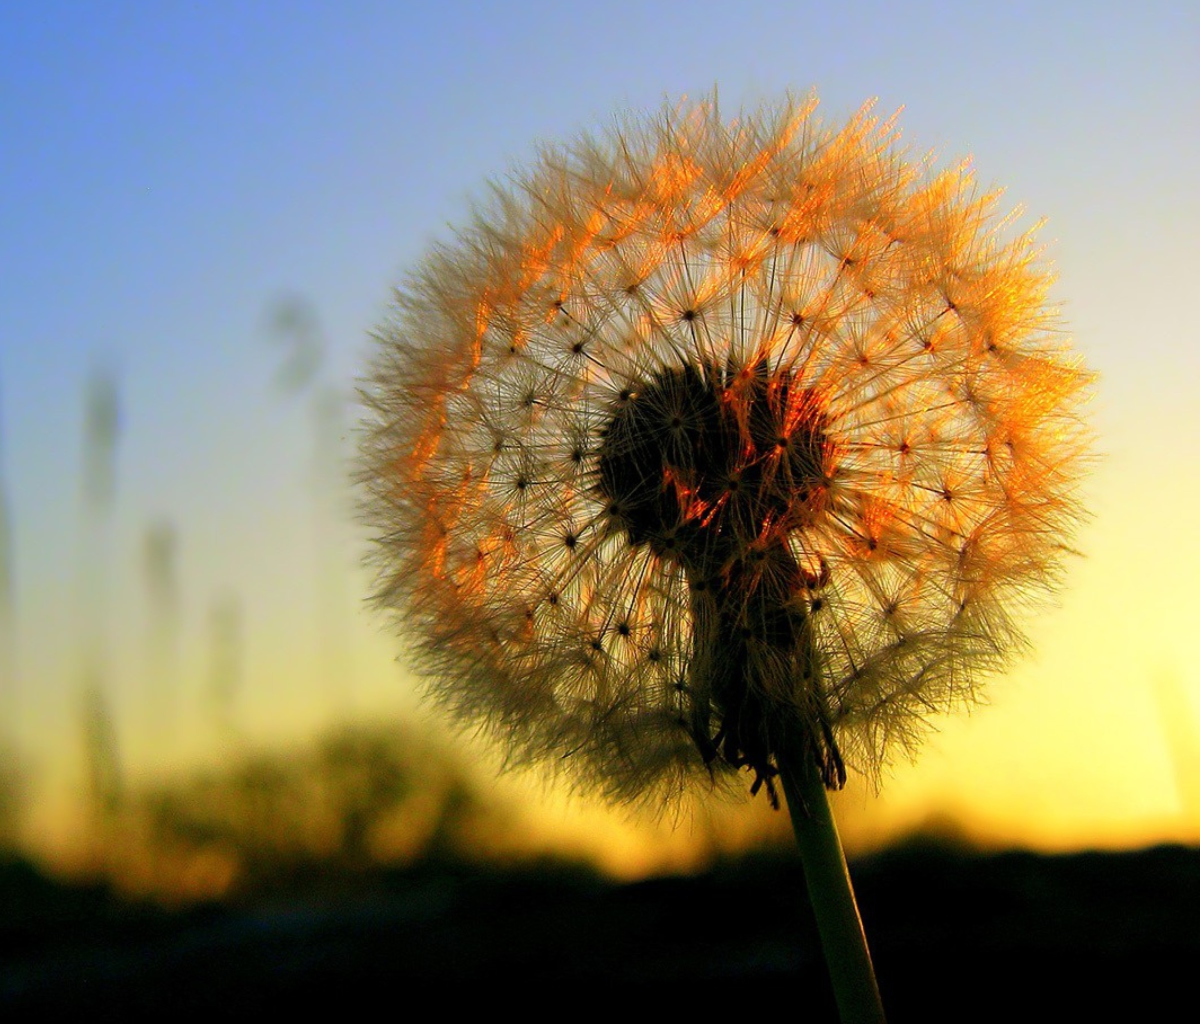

{"left": 1, "top": 0, "right": 1197, "bottom": 959}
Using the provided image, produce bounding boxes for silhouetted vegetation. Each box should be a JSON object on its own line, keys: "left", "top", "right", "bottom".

{"left": 3, "top": 839, "right": 1198, "bottom": 1018}
{"left": 99, "top": 720, "right": 513, "bottom": 901}
{"left": 0, "top": 744, "right": 24, "bottom": 851}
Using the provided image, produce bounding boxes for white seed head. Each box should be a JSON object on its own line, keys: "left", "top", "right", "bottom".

{"left": 360, "top": 94, "right": 1092, "bottom": 807}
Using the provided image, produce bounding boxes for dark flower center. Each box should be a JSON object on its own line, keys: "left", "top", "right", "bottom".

{"left": 596, "top": 360, "right": 831, "bottom": 564}
{"left": 596, "top": 360, "right": 844, "bottom": 800}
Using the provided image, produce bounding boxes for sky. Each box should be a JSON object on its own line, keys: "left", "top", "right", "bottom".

{"left": 1, "top": 1, "right": 1198, "bottom": 871}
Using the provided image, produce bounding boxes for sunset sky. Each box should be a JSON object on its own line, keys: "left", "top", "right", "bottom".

{"left": 2, "top": 1, "right": 1198, "bottom": 872}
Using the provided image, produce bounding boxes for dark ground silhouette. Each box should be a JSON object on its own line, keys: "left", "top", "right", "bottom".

{"left": 2, "top": 840, "right": 1196, "bottom": 1020}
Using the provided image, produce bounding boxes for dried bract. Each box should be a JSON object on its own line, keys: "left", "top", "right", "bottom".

{"left": 360, "top": 95, "right": 1091, "bottom": 806}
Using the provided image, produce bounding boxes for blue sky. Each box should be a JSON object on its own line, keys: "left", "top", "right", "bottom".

{"left": 2, "top": 1, "right": 1198, "bottom": 859}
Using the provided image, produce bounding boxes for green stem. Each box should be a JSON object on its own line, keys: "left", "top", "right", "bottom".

{"left": 779, "top": 750, "right": 886, "bottom": 1024}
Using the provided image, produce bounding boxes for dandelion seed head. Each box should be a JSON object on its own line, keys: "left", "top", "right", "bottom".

{"left": 361, "top": 94, "right": 1092, "bottom": 807}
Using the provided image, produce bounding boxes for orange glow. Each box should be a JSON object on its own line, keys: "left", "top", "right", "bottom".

{"left": 649, "top": 150, "right": 704, "bottom": 202}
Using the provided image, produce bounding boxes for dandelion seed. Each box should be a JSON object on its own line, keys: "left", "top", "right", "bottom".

{"left": 361, "top": 94, "right": 1090, "bottom": 809}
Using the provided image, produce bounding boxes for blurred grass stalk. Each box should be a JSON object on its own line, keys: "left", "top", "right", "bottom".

{"left": 142, "top": 521, "right": 181, "bottom": 760}
{"left": 268, "top": 296, "right": 352, "bottom": 716}
{"left": 79, "top": 366, "right": 124, "bottom": 850}
{"left": 0, "top": 371, "right": 16, "bottom": 731}
{"left": 207, "top": 591, "right": 243, "bottom": 744}
{"left": 1154, "top": 670, "right": 1200, "bottom": 825}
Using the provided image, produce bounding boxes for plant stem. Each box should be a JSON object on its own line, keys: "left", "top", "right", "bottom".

{"left": 779, "top": 750, "right": 886, "bottom": 1024}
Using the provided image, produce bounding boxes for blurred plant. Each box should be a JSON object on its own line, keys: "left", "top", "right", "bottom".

{"left": 141, "top": 519, "right": 181, "bottom": 751}
{"left": 315, "top": 726, "right": 411, "bottom": 866}
{"left": 134, "top": 721, "right": 491, "bottom": 897}
{"left": 266, "top": 295, "right": 354, "bottom": 711}
{"left": 267, "top": 294, "right": 325, "bottom": 394}
{"left": 206, "top": 591, "right": 243, "bottom": 744}
{"left": 81, "top": 365, "right": 120, "bottom": 510}
{"left": 81, "top": 680, "right": 123, "bottom": 822}
{"left": 78, "top": 365, "right": 124, "bottom": 845}
{"left": 0, "top": 374, "right": 20, "bottom": 856}
{"left": 360, "top": 94, "right": 1092, "bottom": 1018}
{"left": 0, "top": 736, "right": 27, "bottom": 850}
{"left": 0, "top": 370, "right": 16, "bottom": 741}
{"left": 1154, "top": 669, "right": 1200, "bottom": 823}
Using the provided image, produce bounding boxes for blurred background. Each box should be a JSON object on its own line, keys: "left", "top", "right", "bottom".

{"left": 1, "top": 1, "right": 1198, "bottom": 1013}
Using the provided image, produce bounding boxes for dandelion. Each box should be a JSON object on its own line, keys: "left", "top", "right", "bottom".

{"left": 360, "top": 93, "right": 1091, "bottom": 1018}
